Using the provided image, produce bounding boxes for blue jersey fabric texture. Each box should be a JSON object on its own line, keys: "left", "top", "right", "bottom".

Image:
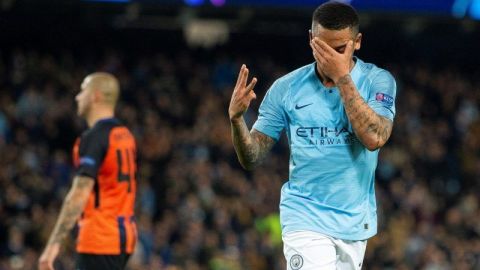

{"left": 252, "top": 57, "right": 397, "bottom": 241}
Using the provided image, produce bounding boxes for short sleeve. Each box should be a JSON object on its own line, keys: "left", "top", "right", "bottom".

{"left": 252, "top": 80, "right": 287, "bottom": 141}
{"left": 76, "top": 130, "right": 108, "bottom": 179}
{"left": 368, "top": 70, "right": 397, "bottom": 121}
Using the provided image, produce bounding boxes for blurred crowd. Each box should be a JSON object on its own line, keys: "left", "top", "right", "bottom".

{"left": 0, "top": 44, "right": 479, "bottom": 270}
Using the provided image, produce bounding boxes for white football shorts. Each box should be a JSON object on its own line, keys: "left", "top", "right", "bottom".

{"left": 283, "top": 230, "right": 367, "bottom": 270}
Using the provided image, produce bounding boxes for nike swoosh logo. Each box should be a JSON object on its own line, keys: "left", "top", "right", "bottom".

{"left": 295, "top": 103, "right": 313, "bottom": 110}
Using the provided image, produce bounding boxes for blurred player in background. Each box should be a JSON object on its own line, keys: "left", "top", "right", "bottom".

{"left": 39, "top": 73, "right": 137, "bottom": 270}
{"left": 229, "top": 2, "right": 396, "bottom": 269}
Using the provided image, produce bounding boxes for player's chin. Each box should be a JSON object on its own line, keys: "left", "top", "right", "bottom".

{"left": 323, "top": 78, "right": 335, "bottom": 88}
{"left": 325, "top": 81, "right": 335, "bottom": 88}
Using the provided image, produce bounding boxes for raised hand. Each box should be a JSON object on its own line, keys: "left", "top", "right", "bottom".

{"left": 228, "top": 64, "right": 258, "bottom": 122}
{"left": 310, "top": 37, "right": 354, "bottom": 84}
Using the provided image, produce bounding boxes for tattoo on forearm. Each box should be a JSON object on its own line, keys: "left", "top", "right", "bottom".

{"left": 231, "top": 118, "right": 275, "bottom": 169}
{"left": 337, "top": 74, "right": 393, "bottom": 150}
{"left": 251, "top": 130, "right": 275, "bottom": 163}
{"left": 47, "top": 177, "right": 93, "bottom": 245}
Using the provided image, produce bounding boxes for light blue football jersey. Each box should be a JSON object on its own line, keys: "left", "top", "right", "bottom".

{"left": 252, "top": 57, "right": 396, "bottom": 241}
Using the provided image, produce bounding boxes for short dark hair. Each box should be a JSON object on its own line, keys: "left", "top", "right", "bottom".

{"left": 312, "top": 1, "right": 359, "bottom": 33}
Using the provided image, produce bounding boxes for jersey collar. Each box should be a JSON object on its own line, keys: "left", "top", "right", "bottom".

{"left": 93, "top": 117, "right": 119, "bottom": 128}
{"left": 350, "top": 56, "right": 362, "bottom": 83}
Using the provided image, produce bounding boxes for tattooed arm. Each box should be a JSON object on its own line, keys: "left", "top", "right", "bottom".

{"left": 229, "top": 65, "right": 277, "bottom": 170}
{"left": 231, "top": 117, "right": 276, "bottom": 170}
{"left": 47, "top": 176, "right": 93, "bottom": 244}
{"left": 38, "top": 176, "right": 94, "bottom": 270}
{"left": 310, "top": 38, "right": 394, "bottom": 151}
{"left": 336, "top": 74, "right": 393, "bottom": 151}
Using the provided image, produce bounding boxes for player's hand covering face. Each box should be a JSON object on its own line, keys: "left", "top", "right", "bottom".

{"left": 228, "top": 64, "right": 258, "bottom": 121}
{"left": 309, "top": 25, "right": 361, "bottom": 87}
{"left": 310, "top": 37, "right": 355, "bottom": 85}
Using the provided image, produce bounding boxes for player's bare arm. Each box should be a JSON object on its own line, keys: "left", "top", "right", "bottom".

{"left": 46, "top": 176, "right": 94, "bottom": 244}
{"left": 311, "top": 38, "right": 393, "bottom": 151}
{"left": 231, "top": 123, "right": 276, "bottom": 170}
{"left": 38, "top": 176, "right": 94, "bottom": 270}
{"left": 229, "top": 65, "right": 276, "bottom": 169}
{"left": 336, "top": 75, "right": 393, "bottom": 150}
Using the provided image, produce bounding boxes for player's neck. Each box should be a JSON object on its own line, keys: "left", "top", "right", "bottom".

{"left": 86, "top": 108, "right": 115, "bottom": 128}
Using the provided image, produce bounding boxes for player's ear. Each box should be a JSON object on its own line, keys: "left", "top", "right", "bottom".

{"left": 92, "top": 88, "right": 102, "bottom": 103}
{"left": 354, "top": 32, "right": 362, "bottom": 51}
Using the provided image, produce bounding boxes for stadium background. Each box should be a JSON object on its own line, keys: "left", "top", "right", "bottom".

{"left": 1, "top": 0, "right": 480, "bottom": 269}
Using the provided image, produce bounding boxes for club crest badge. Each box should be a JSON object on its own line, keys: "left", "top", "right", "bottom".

{"left": 290, "top": 254, "right": 304, "bottom": 270}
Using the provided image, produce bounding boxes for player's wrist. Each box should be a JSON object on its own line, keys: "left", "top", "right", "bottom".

{"left": 334, "top": 73, "right": 351, "bottom": 85}
{"left": 229, "top": 115, "right": 244, "bottom": 124}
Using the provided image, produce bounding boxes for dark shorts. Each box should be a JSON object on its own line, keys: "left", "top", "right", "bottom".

{"left": 76, "top": 253, "right": 130, "bottom": 270}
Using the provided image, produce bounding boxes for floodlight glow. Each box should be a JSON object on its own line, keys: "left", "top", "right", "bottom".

{"left": 185, "top": 0, "right": 204, "bottom": 6}
{"left": 210, "top": 0, "right": 225, "bottom": 7}
{"left": 83, "top": 0, "right": 130, "bottom": 3}
{"left": 470, "top": 0, "right": 480, "bottom": 19}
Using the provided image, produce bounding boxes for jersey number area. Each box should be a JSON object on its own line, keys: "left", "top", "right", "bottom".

{"left": 116, "top": 148, "right": 135, "bottom": 192}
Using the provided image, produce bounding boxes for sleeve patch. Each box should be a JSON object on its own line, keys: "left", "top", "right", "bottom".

{"left": 79, "top": 156, "right": 96, "bottom": 166}
{"left": 375, "top": 92, "right": 394, "bottom": 107}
